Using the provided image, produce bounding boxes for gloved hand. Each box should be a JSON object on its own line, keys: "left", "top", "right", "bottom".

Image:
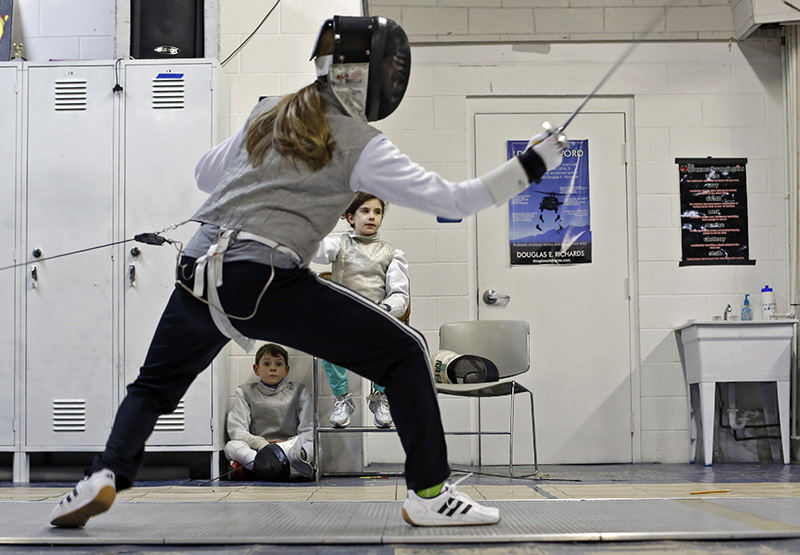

{"left": 530, "top": 133, "right": 565, "bottom": 172}
{"left": 247, "top": 435, "right": 269, "bottom": 451}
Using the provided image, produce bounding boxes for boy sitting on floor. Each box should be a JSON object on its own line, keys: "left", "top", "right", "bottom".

{"left": 224, "top": 343, "right": 314, "bottom": 480}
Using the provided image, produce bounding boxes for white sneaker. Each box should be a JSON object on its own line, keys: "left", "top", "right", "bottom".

{"left": 49, "top": 469, "right": 116, "bottom": 527}
{"left": 402, "top": 474, "right": 500, "bottom": 526}
{"left": 329, "top": 393, "right": 355, "bottom": 428}
{"left": 368, "top": 390, "right": 393, "bottom": 428}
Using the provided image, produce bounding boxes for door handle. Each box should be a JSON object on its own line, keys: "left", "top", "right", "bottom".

{"left": 128, "top": 264, "right": 136, "bottom": 287}
{"left": 31, "top": 265, "right": 38, "bottom": 289}
{"left": 482, "top": 289, "right": 510, "bottom": 305}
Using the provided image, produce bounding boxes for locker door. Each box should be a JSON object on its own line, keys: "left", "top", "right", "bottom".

{"left": 25, "top": 64, "right": 116, "bottom": 448}
{"left": 0, "top": 64, "right": 20, "bottom": 447}
{"left": 122, "top": 62, "right": 215, "bottom": 445}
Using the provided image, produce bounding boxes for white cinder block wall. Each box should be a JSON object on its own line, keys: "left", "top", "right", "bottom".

{"left": 365, "top": 1, "right": 788, "bottom": 463}
{"left": 11, "top": 0, "right": 115, "bottom": 60}
{"left": 13, "top": 0, "right": 789, "bottom": 464}
{"left": 218, "top": 1, "right": 789, "bottom": 464}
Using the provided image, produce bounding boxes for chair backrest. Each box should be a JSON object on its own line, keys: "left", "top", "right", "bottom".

{"left": 439, "top": 320, "right": 530, "bottom": 379}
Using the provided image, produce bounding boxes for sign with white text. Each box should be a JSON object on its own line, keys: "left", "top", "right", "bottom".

{"left": 507, "top": 139, "right": 592, "bottom": 265}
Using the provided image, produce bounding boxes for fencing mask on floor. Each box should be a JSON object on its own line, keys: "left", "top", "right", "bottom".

{"left": 433, "top": 350, "right": 500, "bottom": 385}
{"left": 311, "top": 15, "right": 411, "bottom": 122}
{"left": 252, "top": 443, "right": 291, "bottom": 481}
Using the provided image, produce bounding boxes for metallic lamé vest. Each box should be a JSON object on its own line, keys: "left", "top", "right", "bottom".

{"left": 190, "top": 92, "right": 380, "bottom": 265}
{"left": 331, "top": 233, "right": 395, "bottom": 304}
{"left": 239, "top": 381, "right": 305, "bottom": 442}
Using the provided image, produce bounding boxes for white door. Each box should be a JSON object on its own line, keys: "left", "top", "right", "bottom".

{"left": 0, "top": 65, "right": 19, "bottom": 446}
{"left": 25, "top": 64, "right": 116, "bottom": 447}
{"left": 123, "top": 62, "right": 215, "bottom": 445}
{"left": 471, "top": 97, "right": 633, "bottom": 463}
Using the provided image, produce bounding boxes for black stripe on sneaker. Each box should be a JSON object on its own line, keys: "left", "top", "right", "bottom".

{"left": 437, "top": 501, "right": 449, "bottom": 514}
{"left": 446, "top": 500, "right": 463, "bottom": 517}
{"left": 461, "top": 504, "right": 472, "bottom": 514}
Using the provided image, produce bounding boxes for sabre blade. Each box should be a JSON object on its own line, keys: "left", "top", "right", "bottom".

{"left": 555, "top": 4, "right": 670, "bottom": 134}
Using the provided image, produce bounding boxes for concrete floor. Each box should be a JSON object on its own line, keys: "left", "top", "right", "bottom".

{"left": 1, "top": 463, "right": 800, "bottom": 553}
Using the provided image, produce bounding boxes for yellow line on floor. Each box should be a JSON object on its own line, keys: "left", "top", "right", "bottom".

{"left": 676, "top": 499, "right": 800, "bottom": 532}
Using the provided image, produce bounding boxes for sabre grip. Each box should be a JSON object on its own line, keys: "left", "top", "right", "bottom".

{"left": 134, "top": 232, "right": 168, "bottom": 246}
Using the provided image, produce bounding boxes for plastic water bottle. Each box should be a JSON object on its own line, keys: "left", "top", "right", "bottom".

{"left": 761, "top": 285, "right": 776, "bottom": 320}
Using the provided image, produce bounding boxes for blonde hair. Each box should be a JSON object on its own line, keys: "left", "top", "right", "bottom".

{"left": 245, "top": 83, "right": 336, "bottom": 171}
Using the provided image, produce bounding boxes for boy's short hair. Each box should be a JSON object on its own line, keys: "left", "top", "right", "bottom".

{"left": 254, "top": 343, "right": 289, "bottom": 366}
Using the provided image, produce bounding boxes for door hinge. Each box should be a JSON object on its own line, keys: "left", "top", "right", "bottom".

{"left": 210, "top": 418, "right": 214, "bottom": 432}
{"left": 624, "top": 277, "right": 630, "bottom": 299}
{"left": 620, "top": 143, "right": 627, "bottom": 164}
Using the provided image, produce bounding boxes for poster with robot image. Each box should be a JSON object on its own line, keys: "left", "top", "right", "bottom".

{"left": 0, "top": 0, "right": 11, "bottom": 61}
{"left": 506, "top": 139, "right": 592, "bottom": 265}
{"left": 676, "top": 157, "right": 754, "bottom": 266}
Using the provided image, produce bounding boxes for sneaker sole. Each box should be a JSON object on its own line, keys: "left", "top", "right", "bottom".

{"left": 50, "top": 485, "right": 116, "bottom": 527}
{"left": 402, "top": 507, "right": 500, "bottom": 527}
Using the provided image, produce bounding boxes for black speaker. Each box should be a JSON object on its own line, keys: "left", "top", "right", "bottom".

{"left": 131, "top": 0, "right": 204, "bottom": 59}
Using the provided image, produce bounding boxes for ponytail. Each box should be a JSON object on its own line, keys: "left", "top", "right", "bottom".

{"left": 245, "top": 83, "right": 336, "bottom": 171}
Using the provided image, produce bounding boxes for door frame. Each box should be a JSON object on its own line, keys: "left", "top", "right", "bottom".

{"left": 466, "top": 95, "right": 642, "bottom": 462}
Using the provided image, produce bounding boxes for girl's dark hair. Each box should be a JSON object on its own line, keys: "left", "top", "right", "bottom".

{"left": 245, "top": 84, "right": 336, "bottom": 171}
{"left": 254, "top": 343, "right": 289, "bottom": 366}
{"left": 343, "top": 193, "right": 386, "bottom": 228}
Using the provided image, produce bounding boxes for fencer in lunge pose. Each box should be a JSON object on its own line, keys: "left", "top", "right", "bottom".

{"left": 49, "top": 14, "right": 566, "bottom": 528}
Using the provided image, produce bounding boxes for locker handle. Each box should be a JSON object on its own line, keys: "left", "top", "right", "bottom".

{"left": 128, "top": 264, "right": 136, "bottom": 287}
{"left": 31, "top": 265, "right": 38, "bottom": 289}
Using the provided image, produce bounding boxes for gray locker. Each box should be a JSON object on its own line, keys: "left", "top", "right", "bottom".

{"left": 121, "top": 60, "right": 220, "bottom": 446}
{"left": 0, "top": 63, "right": 21, "bottom": 448}
{"left": 24, "top": 63, "right": 117, "bottom": 448}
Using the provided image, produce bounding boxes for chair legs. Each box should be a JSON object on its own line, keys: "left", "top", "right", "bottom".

{"left": 509, "top": 382, "right": 516, "bottom": 476}
{"left": 528, "top": 387, "right": 538, "bottom": 474}
{"left": 473, "top": 382, "right": 538, "bottom": 477}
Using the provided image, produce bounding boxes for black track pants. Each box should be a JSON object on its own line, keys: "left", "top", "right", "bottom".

{"left": 90, "top": 258, "right": 450, "bottom": 491}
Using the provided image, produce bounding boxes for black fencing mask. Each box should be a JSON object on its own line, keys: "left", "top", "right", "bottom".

{"left": 252, "top": 443, "right": 291, "bottom": 481}
{"left": 311, "top": 15, "right": 411, "bottom": 122}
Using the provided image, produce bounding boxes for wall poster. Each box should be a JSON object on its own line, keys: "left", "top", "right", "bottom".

{"left": 0, "top": 0, "right": 11, "bottom": 62}
{"left": 676, "top": 157, "right": 754, "bottom": 266}
{"left": 506, "top": 139, "right": 591, "bottom": 265}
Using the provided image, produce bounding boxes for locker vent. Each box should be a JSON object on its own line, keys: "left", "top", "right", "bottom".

{"left": 52, "top": 399, "right": 86, "bottom": 432}
{"left": 152, "top": 78, "right": 185, "bottom": 110}
{"left": 54, "top": 80, "right": 88, "bottom": 111}
{"left": 154, "top": 400, "right": 185, "bottom": 431}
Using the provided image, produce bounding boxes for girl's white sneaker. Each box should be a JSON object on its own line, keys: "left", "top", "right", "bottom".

{"left": 49, "top": 469, "right": 116, "bottom": 527}
{"left": 402, "top": 474, "right": 500, "bottom": 526}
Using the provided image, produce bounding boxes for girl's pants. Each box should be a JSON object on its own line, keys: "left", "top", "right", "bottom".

{"left": 88, "top": 258, "right": 449, "bottom": 491}
{"left": 321, "top": 359, "right": 386, "bottom": 397}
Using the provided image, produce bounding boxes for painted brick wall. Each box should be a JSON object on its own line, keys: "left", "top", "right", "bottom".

{"left": 12, "top": 0, "right": 782, "bottom": 465}
{"left": 369, "top": 1, "right": 735, "bottom": 42}
{"left": 218, "top": 3, "right": 786, "bottom": 464}
{"left": 399, "top": 36, "right": 786, "bottom": 462}
{"left": 11, "top": 0, "right": 115, "bottom": 61}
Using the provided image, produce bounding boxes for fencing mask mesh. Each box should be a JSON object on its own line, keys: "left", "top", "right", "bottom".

{"left": 311, "top": 15, "right": 410, "bottom": 122}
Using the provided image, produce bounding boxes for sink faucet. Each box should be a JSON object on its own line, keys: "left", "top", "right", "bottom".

{"left": 723, "top": 304, "right": 732, "bottom": 320}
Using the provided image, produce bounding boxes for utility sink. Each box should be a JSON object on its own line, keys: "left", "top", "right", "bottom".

{"left": 675, "top": 320, "right": 796, "bottom": 465}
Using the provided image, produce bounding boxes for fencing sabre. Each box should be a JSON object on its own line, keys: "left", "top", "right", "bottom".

{"left": 539, "top": 4, "right": 672, "bottom": 140}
